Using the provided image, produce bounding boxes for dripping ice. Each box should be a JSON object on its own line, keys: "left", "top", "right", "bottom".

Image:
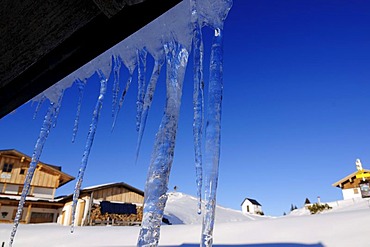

{"left": 8, "top": 0, "right": 233, "bottom": 246}
{"left": 71, "top": 71, "right": 108, "bottom": 233}
{"left": 9, "top": 92, "right": 64, "bottom": 247}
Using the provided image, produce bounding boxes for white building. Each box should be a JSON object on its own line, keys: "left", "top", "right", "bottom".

{"left": 241, "top": 198, "right": 263, "bottom": 215}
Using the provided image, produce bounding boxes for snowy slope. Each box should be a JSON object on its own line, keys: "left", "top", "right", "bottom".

{"left": 1, "top": 195, "right": 370, "bottom": 246}
{"left": 164, "top": 192, "right": 264, "bottom": 224}
{"left": 289, "top": 197, "right": 370, "bottom": 216}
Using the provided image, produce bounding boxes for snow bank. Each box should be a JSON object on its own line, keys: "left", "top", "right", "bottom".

{"left": 164, "top": 192, "right": 264, "bottom": 224}
{"left": 1, "top": 195, "right": 370, "bottom": 246}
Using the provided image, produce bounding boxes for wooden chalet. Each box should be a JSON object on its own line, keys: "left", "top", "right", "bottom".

{"left": 59, "top": 182, "right": 144, "bottom": 226}
{"left": 0, "top": 149, "right": 74, "bottom": 223}
{"left": 332, "top": 169, "right": 370, "bottom": 200}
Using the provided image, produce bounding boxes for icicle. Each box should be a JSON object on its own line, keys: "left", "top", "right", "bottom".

{"left": 135, "top": 58, "right": 164, "bottom": 161}
{"left": 33, "top": 95, "right": 46, "bottom": 119}
{"left": 136, "top": 49, "right": 148, "bottom": 132}
{"left": 201, "top": 28, "right": 224, "bottom": 247}
{"left": 72, "top": 79, "right": 86, "bottom": 143}
{"left": 191, "top": 0, "right": 205, "bottom": 215}
{"left": 70, "top": 70, "right": 107, "bottom": 233}
{"left": 9, "top": 94, "right": 64, "bottom": 247}
{"left": 137, "top": 41, "right": 189, "bottom": 247}
{"left": 52, "top": 89, "right": 65, "bottom": 128}
{"left": 111, "top": 73, "right": 133, "bottom": 131}
{"left": 111, "top": 55, "right": 122, "bottom": 117}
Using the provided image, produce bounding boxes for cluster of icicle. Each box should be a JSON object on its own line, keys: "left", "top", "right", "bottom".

{"left": 8, "top": 0, "right": 232, "bottom": 246}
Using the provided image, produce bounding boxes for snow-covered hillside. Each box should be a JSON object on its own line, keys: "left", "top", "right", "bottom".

{"left": 289, "top": 197, "right": 370, "bottom": 216}
{"left": 1, "top": 193, "right": 370, "bottom": 246}
{"left": 164, "top": 192, "right": 264, "bottom": 224}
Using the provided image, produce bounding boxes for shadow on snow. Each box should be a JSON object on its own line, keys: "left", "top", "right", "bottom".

{"left": 174, "top": 243, "right": 325, "bottom": 247}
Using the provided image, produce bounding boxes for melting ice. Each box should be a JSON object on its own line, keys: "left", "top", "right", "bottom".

{"left": 9, "top": 0, "right": 232, "bottom": 246}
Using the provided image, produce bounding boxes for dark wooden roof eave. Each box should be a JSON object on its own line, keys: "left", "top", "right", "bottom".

{"left": 0, "top": 0, "right": 182, "bottom": 119}
{"left": 332, "top": 169, "right": 370, "bottom": 188}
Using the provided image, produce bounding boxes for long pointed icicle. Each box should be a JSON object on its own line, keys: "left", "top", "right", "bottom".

{"left": 137, "top": 41, "right": 189, "bottom": 247}
{"left": 191, "top": 0, "right": 205, "bottom": 215}
{"left": 72, "top": 79, "right": 86, "bottom": 143}
{"left": 111, "top": 55, "right": 122, "bottom": 117}
{"left": 135, "top": 58, "right": 164, "bottom": 161}
{"left": 9, "top": 94, "right": 64, "bottom": 247}
{"left": 136, "top": 49, "right": 148, "bottom": 132}
{"left": 52, "top": 89, "right": 65, "bottom": 128}
{"left": 201, "top": 28, "right": 224, "bottom": 247}
{"left": 112, "top": 73, "right": 133, "bottom": 131}
{"left": 33, "top": 95, "right": 46, "bottom": 119}
{"left": 70, "top": 71, "right": 107, "bottom": 233}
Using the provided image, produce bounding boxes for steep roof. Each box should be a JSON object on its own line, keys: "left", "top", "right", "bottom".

{"left": 0, "top": 149, "right": 74, "bottom": 187}
{"left": 241, "top": 198, "right": 262, "bottom": 206}
{"left": 332, "top": 169, "right": 370, "bottom": 188}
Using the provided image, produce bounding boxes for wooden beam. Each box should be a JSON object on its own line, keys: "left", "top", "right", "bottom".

{"left": 25, "top": 204, "right": 32, "bottom": 224}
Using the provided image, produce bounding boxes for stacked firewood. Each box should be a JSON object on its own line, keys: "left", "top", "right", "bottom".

{"left": 90, "top": 204, "right": 143, "bottom": 225}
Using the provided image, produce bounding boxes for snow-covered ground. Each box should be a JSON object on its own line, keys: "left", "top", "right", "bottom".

{"left": 1, "top": 192, "right": 370, "bottom": 247}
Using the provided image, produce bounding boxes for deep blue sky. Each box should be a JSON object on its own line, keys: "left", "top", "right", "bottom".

{"left": 2, "top": 0, "right": 370, "bottom": 216}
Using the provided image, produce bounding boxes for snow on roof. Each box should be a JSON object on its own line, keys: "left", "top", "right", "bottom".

{"left": 79, "top": 181, "right": 144, "bottom": 195}
{"left": 0, "top": 194, "right": 67, "bottom": 203}
{"left": 82, "top": 182, "right": 118, "bottom": 190}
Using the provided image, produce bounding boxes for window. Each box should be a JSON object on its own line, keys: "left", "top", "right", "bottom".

{"left": 2, "top": 163, "right": 13, "bottom": 173}
{"left": 19, "top": 168, "right": 26, "bottom": 175}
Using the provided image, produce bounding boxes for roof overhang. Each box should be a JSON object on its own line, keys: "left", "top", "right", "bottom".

{"left": 332, "top": 169, "right": 370, "bottom": 188}
{"left": 0, "top": 0, "right": 182, "bottom": 119}
{"left": 82, "top": 182, "right": 144, "bottom": 196}
{"left": 0, "top": 149, "right": 75, "bottom": 187}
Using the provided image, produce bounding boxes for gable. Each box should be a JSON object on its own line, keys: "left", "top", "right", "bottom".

{"left": 332, "top": 169, "right": 370, "bottom": 189}
{"left": 241, "top": 198, "right": 261, "bottom": 207}
{"left": 0, "top": 149, "right": 74, "bottom": 188}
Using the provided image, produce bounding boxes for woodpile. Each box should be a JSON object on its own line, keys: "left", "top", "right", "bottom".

{"left": 90, "top": 203, "right": 143, "bottom": 226}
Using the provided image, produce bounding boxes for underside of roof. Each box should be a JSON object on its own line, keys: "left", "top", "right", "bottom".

{"left": 0, "top": 0, "right": 181, "bottom": 119}
{"left": 332, "top": 169, "right": 370, "bottom": 187}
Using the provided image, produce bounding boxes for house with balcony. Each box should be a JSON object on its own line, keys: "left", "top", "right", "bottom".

{"left": 0, "top": 149, "right": 74, "bottom": 223}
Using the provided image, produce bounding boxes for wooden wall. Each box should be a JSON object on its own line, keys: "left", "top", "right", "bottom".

{"left": 0, "top": 155, "right": 59, "bottom": 188}
{"left": 91, "top": 187, "right": 144, "bottom": 204}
